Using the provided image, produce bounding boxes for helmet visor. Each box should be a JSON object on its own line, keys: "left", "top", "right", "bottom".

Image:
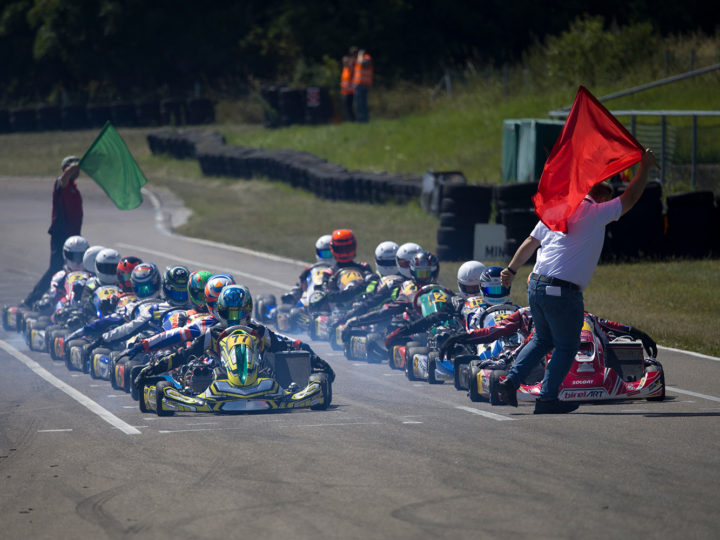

{"left": 96, "top": 262, "right": 117, "bottom": 276}
{"left": 135, "top": 282, "right": 157, "bottom": 297}
{"left": 316, "top": 247, "right": 333, "bottom": 260}
{"left": 459, "top": 282, "right": 480, "bottom": 296}
{"left": 65, "top": 250, "right": 85, "bottom": 264}
{"left": 413, "top": 268, "right": 435, "bottom": 280}
{"left": 397, "top": 258, "right": 411, "bottom": 270}
{"left": 482, "top": 285, "right": 506, "bottom": 298}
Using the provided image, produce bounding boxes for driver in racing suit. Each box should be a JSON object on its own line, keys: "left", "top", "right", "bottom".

{"left": 134, "top": 284, "right": 335, "bottom": 390}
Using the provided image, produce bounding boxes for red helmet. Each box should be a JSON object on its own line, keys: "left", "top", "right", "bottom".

{"left": 330, "top": 229, "right": 357, "bottom": 263}
{"left": 116, "top": 256, "right": 143, "bottom": 292}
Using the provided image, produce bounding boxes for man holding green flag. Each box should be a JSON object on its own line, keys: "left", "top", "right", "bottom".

{"left": 79, "top": 121, "right": 148, "bottom": 210}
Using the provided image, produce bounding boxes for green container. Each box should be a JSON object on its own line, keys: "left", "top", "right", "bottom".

{"left": 502, "top": 119, "right": 564, "bottom": 183}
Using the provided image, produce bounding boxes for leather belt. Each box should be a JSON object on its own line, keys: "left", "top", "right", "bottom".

{"left": 530, "top": 273, "right": 580, "bottom": 291}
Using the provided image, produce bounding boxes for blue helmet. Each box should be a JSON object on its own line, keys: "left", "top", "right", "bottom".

{"left": 131, "top": 262, "right": 161, "bottom": 299}
{"left": 479, "top": 266, "right": 510, "bottom": 305}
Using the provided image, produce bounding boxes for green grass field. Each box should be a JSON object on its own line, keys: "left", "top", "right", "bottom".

{"left": 1, "top": 73, "right": 718, "bottom": 357}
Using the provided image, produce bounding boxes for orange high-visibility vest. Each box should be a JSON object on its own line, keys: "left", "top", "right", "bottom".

{"left": 341, "top": 64, "right": 355, "bottom": 95}
{"left": 352, "top": 53, "right": 373, "bottom": 86}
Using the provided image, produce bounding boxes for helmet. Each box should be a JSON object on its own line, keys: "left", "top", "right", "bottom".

{"left": 61, "top": 155, "right": 80, "bottom": 170}
{"left": 315, "top": 234, "right": 334, "bottom": 263}
{"left": 216, "top": 285, "right": 253, "bottom": 326}
{"left": 188, "top": 270, "right": 213, "bottom": 309}
{"left": 395, "top": 242, "right": 423, "bottom": 278}
{"left": 131, "top": 262, "right": 161, "bottom": 298}
{"left": 82, "top": 245, "right": 105, "bottom": 274}
{"left": 330, "top": 229, "right": 356, "bottom": 263}
{"left": 410, "top": 251, "right": 439, "bottom": 286}
{"left": 479, "top": 266, "right": 511, "bottom": 305}
{"left": 95, "top": 248, "right": 121, "bottom": 285}
{"left": 162, "top": 265, "right": 190, "bottom": 306}
{"left": 204, "top": 274, "right": 236, "bottom": 318}
{"left": 116, "top": 256, "right": 142, "bottom": 292}
{"left": 220, "top": 330, "right": 262, "bottom": 387}
{"left": 457, "top": 260, "right": 487, "bottom": 298}
{"left": 63, "top": 235, "right": 89, "bottom": 271}
{"left": 374, "top": 241, "right": 399, "bottom": 276}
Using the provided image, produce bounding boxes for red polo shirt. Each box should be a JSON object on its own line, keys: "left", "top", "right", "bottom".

{"left": 48, "top": 177, "right": 83, "bottom": 238}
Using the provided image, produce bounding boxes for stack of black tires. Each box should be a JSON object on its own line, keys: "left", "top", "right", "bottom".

{"left": 436, "top": 183, "right": 494, "bottom": 261}
{"left": 494, "top": 181, "right": 539, "bottom": 262}
{"left": 260, "top": 84, "right": 333, "bottom": 128}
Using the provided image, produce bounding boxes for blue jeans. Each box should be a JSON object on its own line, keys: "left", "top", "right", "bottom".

{"left": 505, "top": 278, "right": 584, "bottom": 400}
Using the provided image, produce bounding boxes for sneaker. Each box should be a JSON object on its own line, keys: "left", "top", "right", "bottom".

{"left": 498, "top": 378, "right": 518, "bottom": 407}
{"left": 533, "top": 399, "right": 580, "bottom": 414}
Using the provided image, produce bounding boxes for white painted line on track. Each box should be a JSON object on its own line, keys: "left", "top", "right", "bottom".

{"left": 667, "top": 386, "right": 720, "bottom": 403}
{"left": 0, "top": 340, "right": 141, "bottom": 435}
{"left": 142, "top": 187, "right": 308, "bottom": 267}
{"left": 456, "top": 405, "right": 516, "bottom": 422}
{"left": 117, "top": 242, "right": 293, "bottom": 291}
{"left": 658, "top": 345, "right": 720, "bottom": 362}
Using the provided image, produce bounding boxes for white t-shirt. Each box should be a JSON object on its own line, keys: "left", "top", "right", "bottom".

{"left": 530, "top": 196, "right": 622, "bottom": 290}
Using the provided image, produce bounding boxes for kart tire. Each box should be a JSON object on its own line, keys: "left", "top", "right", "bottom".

{"left": 309, "top": 373, "right": 332, "bottom": 410}
{"left": 469, "top": 366, "right": 483, "bottom": 403}
{"left": 646, "top": 365, "right": 666, "bottom": 401}
{"left": 49, "top": 329, "right": 68, "bottom": 361}
{"left": 90, "top": 348, "right": 111, "bottom": 379}
{"left": 109, "top": 357, "right": 120, "bottom": 390}
{"left": 487, "top": 369, "right": 507, "bottom": 405}
{"left": 64, "top": 340, "right": 85, "bottom": 372}
{"left": 1, "top": 306, "right": 11, "bottom": 331}
{"left": 405, "top": 347, "right": 428, "bottom": 381}
{"left": 129, "top": 365, "right": 145, "bottom": 401}
{"left": 138, "top": 385, "right": 150, "bottom": 413}
{"left": 427, "top": 352, "right": 442, "bottom": 385}
{"left": 453, "top": 355, "right": 475, "bottom": 391}
{"left": 154, "top": 381, "right": 175, "bottom": 416}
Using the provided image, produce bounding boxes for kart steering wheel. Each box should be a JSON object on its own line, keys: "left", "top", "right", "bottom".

{"left": 412, "top": 284, "right": 455, "bottom": 315}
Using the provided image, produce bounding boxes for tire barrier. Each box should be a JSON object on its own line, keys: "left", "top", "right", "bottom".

{"left": 261, "top": 84, "right": 334, "bottom": 128}
{"left": 149, "top": 128, "right": 422, "bottom": 205}
{"left": 665, "top": 190, "right": 717, "bottom": 258}
{"left": 434, "top": 183, "right": 494, "bottom": 261}
{"left": 603, "top": 181, "right": 664, "bottom": 261}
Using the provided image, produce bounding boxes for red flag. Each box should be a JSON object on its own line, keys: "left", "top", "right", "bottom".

{"left": 532, "top": 86, "right": 644, "bottom": 232}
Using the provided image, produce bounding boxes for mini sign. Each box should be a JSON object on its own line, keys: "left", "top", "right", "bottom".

{"left": 474, "top": 224, "right": 507, "bottom": 261}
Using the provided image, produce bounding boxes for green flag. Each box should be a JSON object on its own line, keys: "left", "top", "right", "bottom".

{"left": 79, "top": 122, "right": 148, "bottom": 210}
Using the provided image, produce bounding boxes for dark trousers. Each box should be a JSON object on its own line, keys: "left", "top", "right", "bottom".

{"left": 342, "top": 93, "right": 356, "bottom": 122}
{"left": 24, "top": 235, "right": 65, "bottom": 306}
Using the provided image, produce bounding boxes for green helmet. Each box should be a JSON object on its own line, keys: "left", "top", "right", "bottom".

{"left": 187, "top": 270, "right": 213, "bottom": 309}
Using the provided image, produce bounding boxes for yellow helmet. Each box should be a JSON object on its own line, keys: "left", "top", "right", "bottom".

{"left": 219, "top": 329, "right": 262, "bottom": 387}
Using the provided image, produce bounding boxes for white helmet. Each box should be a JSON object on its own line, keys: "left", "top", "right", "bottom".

{"left": 315, "top": 234, "right": 334, "bottom": 263}
{"left": 457, "top": 260, "right": 487, "bottom": 298}
{"left": 374, "top": 241, "right": 399, "bottom": 276}
{"left": 395, "top": 242, "right": 422, "bottom": 278}
{"left": 63, "top": 235, "right": 89, "bottom": 271}
{"left": 95, "top": 248, "right": 121, "bottom": 285}
{"left": 82, "top": 245, "right": 105, "bottom": 274}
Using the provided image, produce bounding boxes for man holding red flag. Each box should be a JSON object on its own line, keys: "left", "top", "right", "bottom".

{"left": 497, "top": 86, "right": 658, "bottom": 414}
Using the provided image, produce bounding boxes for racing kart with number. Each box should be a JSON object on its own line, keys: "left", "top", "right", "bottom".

{"left": 139, "top": 328, "right": 332, "bottom": 415}
{"left": 467, "top": 315, "right": 665, "bottom": 404}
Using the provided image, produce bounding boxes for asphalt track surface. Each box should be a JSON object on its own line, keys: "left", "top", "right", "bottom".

{"left": 1, "top": 177, "right": 719, "bottom": 540}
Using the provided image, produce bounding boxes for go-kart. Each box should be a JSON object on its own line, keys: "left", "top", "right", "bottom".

{"left": 467, "top": 316, "right": 665, "bottom": 404}
{"left": 139, "top": 328, "right": 332, "bottom": 415}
